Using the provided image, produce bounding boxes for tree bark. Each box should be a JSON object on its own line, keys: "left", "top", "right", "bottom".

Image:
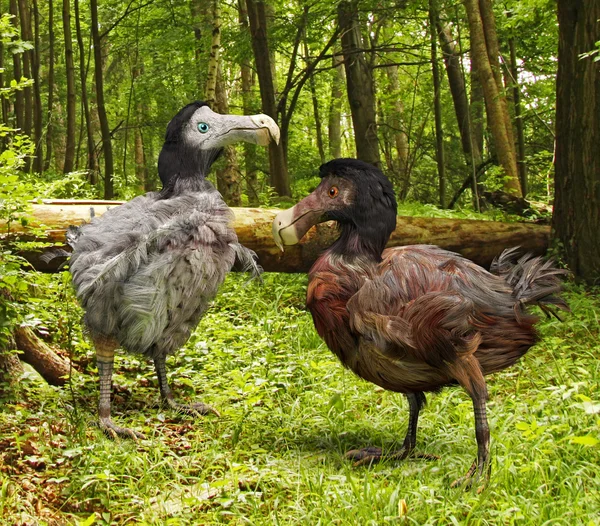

{"left": 508, "top": 32, "right": 527, "bottom": 197}
{"left": 436, "top": 20, "right": 481, "bottom": 166}
{"left": 74, "top": 0, "right": 97, "bottom": 181}
{"left": 215, "top": 62, "right": 242, "bottom": 206}
{"left": 552, "top": 0, "right": 600, "bottom": 284}
{"left": 9, "top": 0, "right": 23, "bottom": 132}
{"left": 17, "top": 0, "right": 33, "bottom": 146}
{"left": 385, "top": 65, "right": 410, "bottom": 189}
{"left": 463, "top": 0, "right": 520, "bottom": 195}
{"left": 238, "top": 0, "right": 259, "bottom": 205}
{"left": 338, "top": 1, "right": 380, "bottom": 167}
{"left": 44, "top": 0, "right": 55, "bottom": 172}
{"left": 5, "top": 201, "right": 551, "bottom": 274}
{"left": 429, "top": 0, "right": 446, "bottom": 208}
{"left": 304, "top": 39, "right": 325, "bottom": 164}
{"left": 14, "top": 326, "right": 70, "bottom": 386}
{"left": 90, "top": 0, "right": 115, "bottom": 199}
{"left": 204, "top": 0, "right": 221, "bottom": 106}
{"left": 62, "top": 0, "right": 76, "bottom": 174}
{"left": 328, "top": 52, "right": 344, "bottom": 159}
{"left": 246, "top": 0, "right": 290, "bottom": 196}
{"left": 31, "top": 0, "right": 43, "bottom": 174}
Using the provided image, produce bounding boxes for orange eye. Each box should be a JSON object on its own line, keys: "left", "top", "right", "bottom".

{"left": 328, "top": 186, "right": 339, "bottom": 198}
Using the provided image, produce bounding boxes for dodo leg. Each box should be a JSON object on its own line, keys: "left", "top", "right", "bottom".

{"left": 346, "top": 392, "right": 437, "bottom": 466}
{"left": 95, "top": 336, "right": 144, "bottom": 440}
{"left": 448, "top": 357, "right": 491, "bottom": 489}
{"left": 153, "top": 355, "right": 220, "bottom": 417}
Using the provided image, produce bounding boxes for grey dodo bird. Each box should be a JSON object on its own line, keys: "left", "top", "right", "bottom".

{"left": 68, "top": 102, "right": 279, "bottom": 439}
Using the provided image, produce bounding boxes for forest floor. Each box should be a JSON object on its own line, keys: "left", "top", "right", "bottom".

{"left": 0, "top": 272, "right": 599, "bottom": 525}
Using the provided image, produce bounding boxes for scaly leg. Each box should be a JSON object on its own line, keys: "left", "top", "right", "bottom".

{"left": 346, "top": 392, "right": 438, "bottom": 466}
{"left": 95, "top": 336, "right": 144, "bottom": 440}
{"left": 448, "top": 356, "right": 491, "bottom": 489}
{"left": 153, "top": 354, "right": 220, "bottom": 417}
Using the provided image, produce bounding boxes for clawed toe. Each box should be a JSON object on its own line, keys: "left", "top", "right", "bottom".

{"left": 450, "top": 461, "right": 489, "bottom": 491}
{"left": 345, "top": 446, "right": 384, "bottom": 466}
{"left": 99, "top": 418, "right": 145, "bottom": 440}
{"left": 346, "top": 446, "right": 438, "bottom": 467}
{"left": 164, "top": 399, "right": 220, "bottom": 418}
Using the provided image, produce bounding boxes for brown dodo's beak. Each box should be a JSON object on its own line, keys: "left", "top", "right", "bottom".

{"left": 272, "top": 192, "right": 326, "bottom": 252}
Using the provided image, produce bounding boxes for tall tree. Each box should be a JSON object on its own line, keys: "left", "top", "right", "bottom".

{"left": 43, "top": 0, "right": 55, "bottom": 172}
{"left": 304, "top": 38, "right": 325, "bottom": 164}
{"left": 429, "top": 0, "right": 446, "bottom": 208}
{"left": 9, "top": 0, "right": 23, "bottom": 132}
{"left": 552, "top": 1, "right": 600, "bottom": 283}
{"left": 246, "top": 0, "right": 290, "bottom": 196}
{"left": 205, "top": 0, "right": 221, "bottom": 105}
{"left": 463, "top": 0, "right": 521, "bottom": 195}
{"left": 328, "top": 52, "right": 344, "bottom": 160}
{"left": 31, "top": 0, "right": 43, "bottom": 173}
{"left": 238, "top": 0, "right": 258, "bottom": 204}
{"left": 17, "top": 0, "right": 33, "bottom": 142}
{"left": 337, "top": 1, "right": 380, "bottom": 167}
{"left": 74, "top": 0, "right": 97, "bottom": 180}
{"left": 90, "top": 0, "right": 114, "bottom": 198}
{"left": 62, "top": 0, "right": 76, "bottom": 173}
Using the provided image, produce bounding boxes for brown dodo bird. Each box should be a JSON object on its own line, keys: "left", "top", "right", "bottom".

{"left": 272, "top": 159, "right": 568, "bottom": 487}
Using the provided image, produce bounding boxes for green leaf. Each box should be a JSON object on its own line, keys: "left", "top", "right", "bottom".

{"left": 79, "top": 514, "right": 96, "bottom": 526}
{"left": 570, "top": 435, "right": 599, "bottom": 447}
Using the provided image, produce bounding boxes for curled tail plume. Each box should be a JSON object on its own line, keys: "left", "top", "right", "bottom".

{"left": 491, "top": 247, "right": 570, "bottom": 319}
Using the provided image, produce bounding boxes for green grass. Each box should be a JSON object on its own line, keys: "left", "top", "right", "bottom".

{"left": 1, "top": 273, "right": 599, "bottom": 525}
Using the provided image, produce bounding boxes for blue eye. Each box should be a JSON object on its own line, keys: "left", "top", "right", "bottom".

{"left": 197, "top": 122, "right": 209, "bottom": 133}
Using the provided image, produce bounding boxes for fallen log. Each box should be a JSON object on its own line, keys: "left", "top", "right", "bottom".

{"left": 1, "top": 200, "right": 551, "bottom": 272}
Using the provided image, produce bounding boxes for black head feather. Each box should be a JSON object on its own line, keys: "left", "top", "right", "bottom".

{"left": 319, "top": 158, "right": 397, "bottom": 259}
{"left": 158, "top": 101, "right": 222, "bottom": 195}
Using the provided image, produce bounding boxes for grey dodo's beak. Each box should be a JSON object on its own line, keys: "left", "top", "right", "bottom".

{"left": 215, "top": 113, "right": 280, "bottom": 147}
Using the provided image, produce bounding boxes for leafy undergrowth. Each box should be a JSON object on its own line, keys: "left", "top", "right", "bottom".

{"left": 1, "top": 273, "right": 599, "bottom": 525}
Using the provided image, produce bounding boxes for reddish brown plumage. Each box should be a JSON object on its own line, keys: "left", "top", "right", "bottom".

{"left": 273, "top": 159, "right": 568, "bottom": 486}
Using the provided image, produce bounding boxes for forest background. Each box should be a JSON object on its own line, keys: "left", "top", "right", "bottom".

{"left": 0, "top": 0, "right": 599, "bottom": 524}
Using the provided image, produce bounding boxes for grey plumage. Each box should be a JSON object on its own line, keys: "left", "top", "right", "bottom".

{"left": 68, "top": 102, "right": 279, "bottom": 438}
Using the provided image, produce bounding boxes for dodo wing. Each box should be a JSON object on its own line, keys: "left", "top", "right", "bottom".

{"left": 346, "top": 248, "right": 483, "bottom": 368}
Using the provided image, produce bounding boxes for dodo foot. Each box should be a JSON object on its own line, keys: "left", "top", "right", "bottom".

{"left": 450, "top": 461, "right": 490, "bottom": 491}
{"left": 164, "top": 399, "right": 221, "bottom": 418}
{"left": 345, "top": 446, "right": 439, "bottom": 467}
{"left": 99, "top": 417, "right": 145, "bottom": 440}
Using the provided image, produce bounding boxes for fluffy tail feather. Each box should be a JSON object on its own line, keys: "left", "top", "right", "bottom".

{"left": 491, "top": 247, "right": 570, "bottom": 319}
{"left": 230, "top": 243, "right": 263, "bottom": 280}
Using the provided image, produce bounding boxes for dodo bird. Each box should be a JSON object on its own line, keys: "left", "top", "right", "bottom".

{"left": 68, "top": 102, "right": 279, "bottom": 439}
{"left": 272, "top": 158, "right": 567, "bottom": 486}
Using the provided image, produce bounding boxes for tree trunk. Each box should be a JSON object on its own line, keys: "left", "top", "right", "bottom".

{"left": 385, "top": 65, "right": 410, "bottom": 190}
{"left": 74, "top": 0, "right": 97, "bottom": 181}
{"left": 328, "top": 52, "right": 344, "bottom": 160}
{"left": 436, "top": 20, "right": 481, "bottom": 166}
{"left": 190, "top": 0, "right": 205, "bottom": 96}
{"left": 215, "top": 62, "right": 242, "bottom": 206}
{"left": 552, "top": 0, "right": 600, "bottom": 284}
{"left": 62, "top": 0, "right": 76, "bottom": 174}
{"left": 304, "top": 39, "right": 325, "bottom": 164}
{"left": 9, "top": 0, "right": 23, "bottom": 132}
{"left": 508, "top": 33, "right": 527, "bottom": 197}
{"left": 44, "top": 0, "right": 55, "bottom": 172}
{"left": 429, "top": 0, "right": 446, "bottom": 208}
{"left": 14, "top": 326, "right": 70, "bottom": 386}
{"left": 246, "top": 0, "right": 290, "bottom": 197}
{"left": 337, "top": 1, "right": 380, "bottom": 167}
{"left": 463, "top": 0, "right": 520, "bottom": 195}
{"left": 31, "top": 0, "right": 43, "bottom": 174}
{"left": 18, "top": 0, "right": 33, "bottom": 143}
{"left": 5, "top": 201, "right": 551, "bottom": 274}
{"left": 238, "top": 0, "right": 259, "bottom": 205}
{"left": 90, "top": 0, "right": 114, "bottom": 199}
{"left": 204, "top": 0, "right": 221, "bottom": 105}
